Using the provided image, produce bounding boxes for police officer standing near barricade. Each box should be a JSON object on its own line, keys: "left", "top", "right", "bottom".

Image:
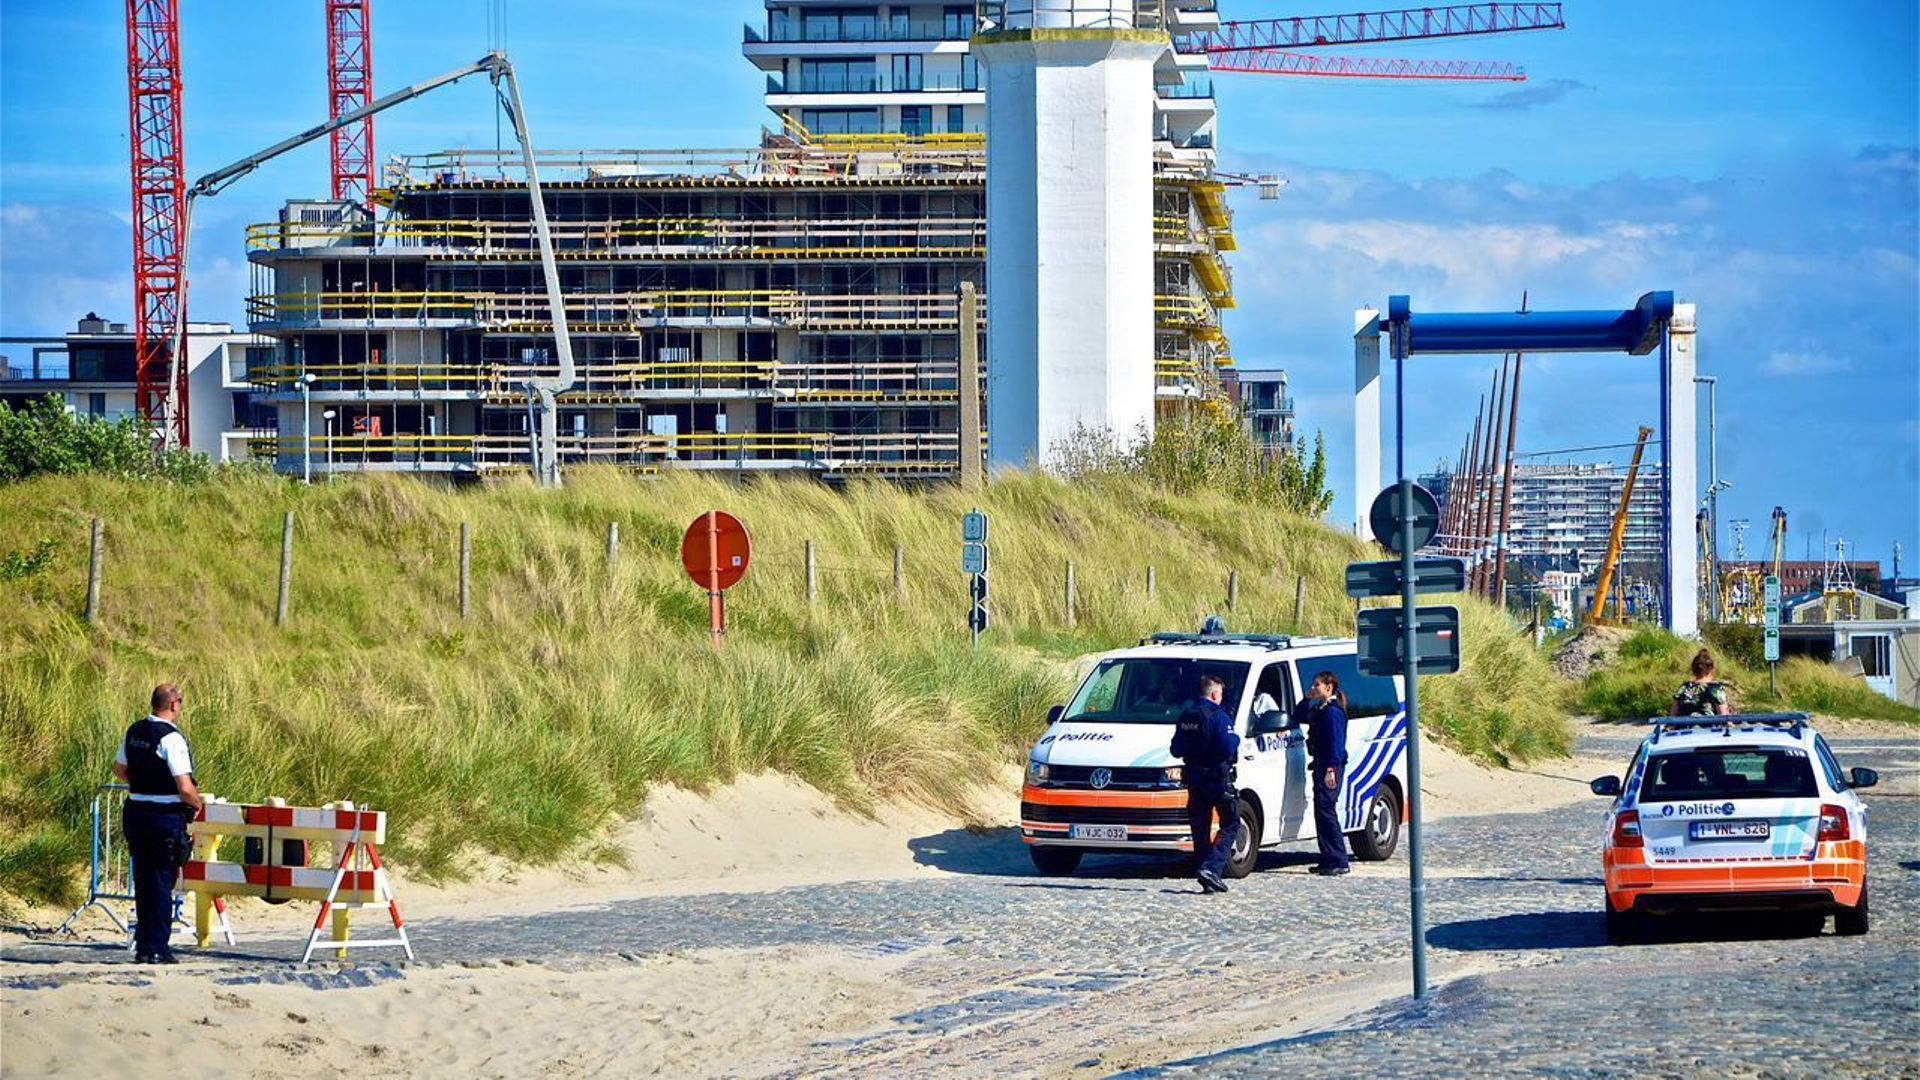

{"left": 1171, "top": 674, "right": 1240, "bottom": 895}
{"left": 1288, "top": 671, "right": 1350, "bottom": 876}
{"left": 110, "top": 683, "right": 203, "bottom": 964}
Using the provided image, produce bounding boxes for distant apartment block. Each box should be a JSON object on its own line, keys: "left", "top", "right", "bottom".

{"left": 0, "top": 314, "right": 273, "bottom": 462}
{"left": 1232, "top": 369, "right": 1293, "bottom": 451}
{"left": 1424, "top": 460, "right": 1669, "bottom": 575}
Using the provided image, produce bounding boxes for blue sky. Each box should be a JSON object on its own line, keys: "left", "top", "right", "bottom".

{"left": 2, "top": 1, "right": 1915, "bottom": 572}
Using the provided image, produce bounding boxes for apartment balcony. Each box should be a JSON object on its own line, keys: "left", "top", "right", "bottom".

{"left": 766, "top": 73, "right": 981, "bottom": 95}
{"left": 1158, "top": 77, "right": 1215, "bottom": 100}
{"left": 745, "top": 18, "right": 971, "bottom": 45}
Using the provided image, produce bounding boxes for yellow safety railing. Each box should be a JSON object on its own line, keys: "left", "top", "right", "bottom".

{"left": 247, "top": 216, "right": 986, "bottom": 256}
{"left": 248, "top": 363, "right": 493, "bottom": 387}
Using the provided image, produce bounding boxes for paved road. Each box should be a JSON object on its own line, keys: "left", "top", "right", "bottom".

{"left": 6, "top": 724, "right": 1915, "bottom": 1077}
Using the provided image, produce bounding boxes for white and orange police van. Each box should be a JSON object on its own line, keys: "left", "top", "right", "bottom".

{"left": 1592, "top": 712, "right": 1877, "bottom": 941}
{"left": 1020, "top": 629, "right": 1409, "bottom": 877}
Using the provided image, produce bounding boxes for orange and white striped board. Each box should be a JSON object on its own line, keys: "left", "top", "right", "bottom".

{"left": 192, "top": 800, "right": 386, "bottom": 846}
{"left": 182, "top": 796, "right": 411, "bottom": 963}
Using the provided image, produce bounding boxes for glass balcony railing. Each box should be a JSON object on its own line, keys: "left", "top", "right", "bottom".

{"left": 769, "top": 73, "right": 981, "bottom": 94}
{"left": 746, "top": 19, "right": 974, "bottom": 45}
{"left": 1159, "top": 78, "right": 1214, "bottom": 99}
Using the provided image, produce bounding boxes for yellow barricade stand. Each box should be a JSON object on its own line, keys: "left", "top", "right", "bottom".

{"left": 185, "top": 797, "right": 413, "bottom": 964}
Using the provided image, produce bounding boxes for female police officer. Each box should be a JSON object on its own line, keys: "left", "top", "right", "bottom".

{"left": 1288, "top": 671, "right": 1350, "bottom": 876}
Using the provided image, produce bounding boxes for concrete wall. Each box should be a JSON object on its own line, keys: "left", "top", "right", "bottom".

{"left": 977, "top": 28, "right": 1165, "bottom": 470}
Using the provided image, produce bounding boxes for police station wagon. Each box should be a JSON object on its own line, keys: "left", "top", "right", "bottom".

{"left": 1020, "top": 629, "right": 1409, "bottom": 878}
{"left": 1590, "top": 713, "right": 1878, "bottom": 941}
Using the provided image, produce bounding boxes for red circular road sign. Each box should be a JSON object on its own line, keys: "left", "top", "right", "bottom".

{"left": 681, "top": 510, "right": 751, "bottom": 591}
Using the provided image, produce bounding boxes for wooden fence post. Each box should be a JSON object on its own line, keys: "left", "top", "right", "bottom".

{"left": 805, "top": 539, "right": 817, "bottom": 604}
{"left": 459, "top": 522, "right": 471, "bottom": 618}
{"left": 893, "top": 545, "right": 905, "bottom": 599}
{"left": 1227, "top": 570, "right": 1239, "bottom": 612}
{"left": 1293, "top": 574, "right": 1306, "bottom": 627}
{"left": 606, "top": 522, "right": 619, "bottom": 575}
{"left": 84, "top": 518, "right": 103, "bottom": 625}
{"left": 275, "top": 511, "right": 294, "bottom": 627}
{"left": 1064, "top": 560, "right": 1076, "bottom": 628}
{"left": 1145, "top": 564, "right": 1156, "bottom": 601}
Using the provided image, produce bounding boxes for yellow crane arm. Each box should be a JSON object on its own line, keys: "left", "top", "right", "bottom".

{"left": 1586, "top": 425, "right": 1655, "bottom": 625}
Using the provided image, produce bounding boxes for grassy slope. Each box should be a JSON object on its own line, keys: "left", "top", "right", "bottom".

{"left": 0, "top": 468, "right": 1566, "bottom": 905}
{"left": 1576, "top": 629, "right": 1920, "bottom": 724}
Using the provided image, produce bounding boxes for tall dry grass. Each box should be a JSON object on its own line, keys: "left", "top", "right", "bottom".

{"left": 0, "top": 467, "right": 1566, "bottom": 905}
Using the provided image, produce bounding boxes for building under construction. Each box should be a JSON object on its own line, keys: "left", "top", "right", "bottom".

{"left": 246, "top": 2, "right": 1236, "bottom": 477}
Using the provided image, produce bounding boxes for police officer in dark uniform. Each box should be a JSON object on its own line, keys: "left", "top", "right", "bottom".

{"left": 110, "top": 683, "right": 203, "bottom": 964}
{"left": 1170, "top": 674, "right": 1240, "bottom": 894}
{"left": 1288, "top": 670, "right": 1350, "bottom": 876}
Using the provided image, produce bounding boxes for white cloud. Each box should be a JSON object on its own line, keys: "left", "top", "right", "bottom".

{"left": 1760, "top": 351, "right": 1853, "bottom": 375}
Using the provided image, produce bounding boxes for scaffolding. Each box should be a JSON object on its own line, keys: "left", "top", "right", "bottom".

{"left": 244, "top": 141, "right": 1236, "bottom": 478}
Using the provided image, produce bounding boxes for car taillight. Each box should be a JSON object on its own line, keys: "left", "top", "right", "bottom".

{"left": 1612, "top": 809, "right": 1643, "bottom": 848}
{"left": 1818, "top": 803, "right": 1850, "bottom": 842}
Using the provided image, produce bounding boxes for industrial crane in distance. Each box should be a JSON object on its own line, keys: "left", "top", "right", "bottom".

{"left": 1585, "top": 425, "right": 1655, "bottom": 627}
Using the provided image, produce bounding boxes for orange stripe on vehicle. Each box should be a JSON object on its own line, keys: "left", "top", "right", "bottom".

{"left": 1020, "top": 785, "right": 1187, "bottom": 808}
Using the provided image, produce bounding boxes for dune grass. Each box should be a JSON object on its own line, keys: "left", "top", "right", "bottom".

{"left": 1575, "top": 628, "right": 1920, "bottom": 724}
{"left": 0, "top": 467, "right": 1567, "bottom": 906}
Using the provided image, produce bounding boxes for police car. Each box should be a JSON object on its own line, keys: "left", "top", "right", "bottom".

{"left": 1591, "top": 712, "right": 1877, "bottom": 941}
{"left": 1020, "top": 628, "right": 1409, "bottom": 877}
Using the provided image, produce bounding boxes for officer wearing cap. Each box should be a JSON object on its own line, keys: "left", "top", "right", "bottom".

{"left": 110, "top": 683, "right": 203, "bottom": 964}
{"left": 1171, "top": 674, "right": 1240, "bottom": 894}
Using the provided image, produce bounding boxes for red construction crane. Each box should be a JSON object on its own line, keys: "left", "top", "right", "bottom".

{"left": 326, "top": 0, "right": 374, "bottom": 206}
{"left": 1189, "top": 3, "right": 1565, "bottom": 82}
{"left": 124, "top": 0, "right": 189, "bottom": 448}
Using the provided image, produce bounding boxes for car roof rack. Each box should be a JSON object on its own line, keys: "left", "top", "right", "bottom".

{"left": 1647, "top": 712, "right": 1809, "bottom": 743}
{"left": 1141, "top": 631, "right": 1294, "bottom": 650}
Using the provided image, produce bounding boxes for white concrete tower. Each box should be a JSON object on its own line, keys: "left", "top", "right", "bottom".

{"left": 974, "top": 2, "right": 1171, "bottom": 469}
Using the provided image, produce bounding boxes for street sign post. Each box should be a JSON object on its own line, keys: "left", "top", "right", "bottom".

{"left": 1369, "top": 484, "right": 1440, "bottom": 554}
{"left": 1763, "top": 574, "right": 1781, "bottom": 693}
{"left": 1357, "top": 606, "right": 1461, "bottom": 676}
{"left": 680, "top": 510, "right": 751, "bottom": 650}
{"left": 1356, "top": 479, "right": 1446, "bottom": 1000}
{"left": 962, "top": 509, "right": 989, "bottom": 646}
{"left": 1345, "top": 556, "right": 1467, "bottom": 599}
{"left": 961, "top": 543, "right": 988, "bottom": 575}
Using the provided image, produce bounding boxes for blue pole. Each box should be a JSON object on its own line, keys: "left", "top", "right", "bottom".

{"left": 1395, "top": 349, "right": 1427, "bottom": 1000}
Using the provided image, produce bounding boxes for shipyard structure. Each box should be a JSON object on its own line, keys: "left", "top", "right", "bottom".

{"left": 245, "top": 1, "right": 1237, "bottom": 478}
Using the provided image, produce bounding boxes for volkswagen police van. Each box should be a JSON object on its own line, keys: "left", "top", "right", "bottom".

{"left": 1020, "top": 629, "right": 1409, "bottom": 877}
{"left": 1591, "top": 712, "right": 1877, "bottom": 941}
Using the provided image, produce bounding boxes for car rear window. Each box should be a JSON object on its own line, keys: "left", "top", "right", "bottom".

{"left": 1639, "top": 747, "right": 1818, "bottom": 801}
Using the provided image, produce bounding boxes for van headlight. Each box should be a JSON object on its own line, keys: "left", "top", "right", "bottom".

{"left": 1026, "top": 760, "right": 1050, "bottom": 785}
{"left": 1161, "top": 766, "right": 1183, "bottom": 786}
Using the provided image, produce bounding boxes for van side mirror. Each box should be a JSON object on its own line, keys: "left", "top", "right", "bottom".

{"left": 1589, "top": 775, "right": 1622, "bottom": 797}
{"left": 1849, "top": 767, "right": 1878, "bottom": 790}
{"left": 1046, "top": 704, "right": 1065, "bottom": 725}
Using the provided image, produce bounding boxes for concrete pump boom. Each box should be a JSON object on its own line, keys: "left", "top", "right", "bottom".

{"left": 163, "top": 51, "right": 576, "bottom": 485}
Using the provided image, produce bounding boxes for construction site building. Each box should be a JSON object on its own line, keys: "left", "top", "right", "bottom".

{"left": 243, "top": 4, "right": 1235, "bottom": 477}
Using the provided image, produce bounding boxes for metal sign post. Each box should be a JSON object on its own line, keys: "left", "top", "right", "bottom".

{"left": 1763, "top": 574, "right": 1781, "bottom": 696}
{"left": 1352, "top": 481, "right": 1443, "bottom": 1000}
{"left": 962, "top": 509, "right": 989, "bottom": 647}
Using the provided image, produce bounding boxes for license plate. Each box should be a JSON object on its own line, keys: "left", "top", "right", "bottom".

{"left": 1689, "top": 820, "right": 1769, "bottom": 841}
{"left": 1070, "top": 824, "right": 1127, "bottom": 841}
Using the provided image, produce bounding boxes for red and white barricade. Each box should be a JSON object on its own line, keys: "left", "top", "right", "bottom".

{"left": 185, "top": 797, "right": 412, "bottom": 963}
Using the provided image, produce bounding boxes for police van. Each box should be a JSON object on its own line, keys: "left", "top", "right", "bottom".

{"left": 1020, "top": 629, "right": 1409, "bottom": 877}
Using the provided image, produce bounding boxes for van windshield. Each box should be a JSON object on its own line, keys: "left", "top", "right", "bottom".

{"left": 1062, "top": 658, "right": 1250, "bottom": 725}
{"left": 1639, "top": 747, "right": 1818, "bottom": 801}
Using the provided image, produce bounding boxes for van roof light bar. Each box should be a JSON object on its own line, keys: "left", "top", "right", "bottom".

{"left": 1647, "top": 712, "right": 1808, "bottom": 743}
{"left": 1142, "top": 631, "right": 1295, "bottom": 650}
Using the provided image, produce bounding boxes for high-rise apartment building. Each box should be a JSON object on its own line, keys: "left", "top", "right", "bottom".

{"left": 1424, "top": 460, "right": 1669, "bottom": 574}
{"left": 243, "top": 3, "right": 1234, "bottom": 478}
